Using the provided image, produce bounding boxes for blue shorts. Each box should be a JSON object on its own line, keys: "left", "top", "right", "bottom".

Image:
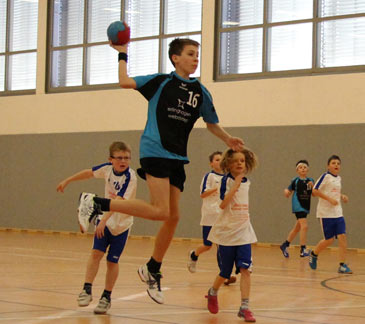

{"left": 321, "top": 217, "right": 346, "bottom": 240}
{"left": 202, "top": 226, "right": 213, "bottom": 246}
{"left": 93, "top": 225, "right": 129, "bottom": 263}
{"left": 217, "top": 244, "right": 252, "bottom": 279}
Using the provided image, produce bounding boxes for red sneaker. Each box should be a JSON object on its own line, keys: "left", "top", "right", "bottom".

{"left": 205, "top": 291, "right": 218, "bottom": 314}
{"left": 238, "top": 308, "right": 256, "bottom": 322}
{"left": 224, "top": 275, "right": 237, "bottom": 285}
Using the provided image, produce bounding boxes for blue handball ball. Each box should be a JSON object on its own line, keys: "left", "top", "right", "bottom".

{"left": 107, "top": 21, "right": 130, "bottom": 45}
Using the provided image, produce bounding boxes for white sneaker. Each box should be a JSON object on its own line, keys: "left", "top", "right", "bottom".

{"left": 137, "top": 264, "right": 164, "bottom": 304}
{"left": 77, "top": 193, "right": 101, "bottom": 233}
{"left": 77, "top": 290, "right": 92, "bottom": 307}
{"left": 187, "top": 250, "right": 197, "bottom": 273}
{"left": 94, "top": 297, "right": 111, "bottom": 314}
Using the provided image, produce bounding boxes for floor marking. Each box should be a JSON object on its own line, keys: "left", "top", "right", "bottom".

{"left": 116, "top": 287, "right": 171, "bottom": 301}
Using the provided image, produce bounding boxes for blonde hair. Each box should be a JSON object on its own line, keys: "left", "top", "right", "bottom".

{"left": 220, "top": 148, "right": 258, "bottom": 174}
{"left": 109, "top": 141, "right": 131, "bottom": 157}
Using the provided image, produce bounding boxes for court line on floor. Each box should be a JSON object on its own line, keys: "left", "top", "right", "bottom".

{"left": 115, "top": 287, "right": 171, "bottom": 301}
{"left": 321, "top": 275, "right": 365, "bottom": 297}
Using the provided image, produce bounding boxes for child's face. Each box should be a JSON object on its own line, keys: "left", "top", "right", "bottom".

{"left": 173, "top": 45, "right": 199, "bottom": 77}
{"left": 210, "top": 154, "right": 222, "bottom": 173}
{"left": 228, "top": 152, "right": 246, "bottom": 177}
{"left": 328, "top": 159, "right": 341, "bottom": 175}
{"left": 296, "top": 164, "right": 309, "bottom": 178}
{"left": 109, "top": 150, "right": 131, "bottom": 173}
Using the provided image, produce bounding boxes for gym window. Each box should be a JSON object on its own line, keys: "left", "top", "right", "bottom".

{"left": 0, "top": 0, "right": 39, "bottom": 95}
{"left": 216, "top": 0, "right": 365, "bottom": 80}
{"left": 48, "top": 0, "right": 202, "bottom": 92}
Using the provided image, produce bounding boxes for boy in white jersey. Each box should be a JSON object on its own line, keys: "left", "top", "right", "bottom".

{"left": 309, "top": 155, "right": 352, "bottom": 274}
{"left": 187, "top": 151, "right": 236, "bottom": 285}
{"left": 56, "top": 141, "right": 137, "bottom": 313}
{"left": 206, "top": 148, "right": 258, "bottom": 322}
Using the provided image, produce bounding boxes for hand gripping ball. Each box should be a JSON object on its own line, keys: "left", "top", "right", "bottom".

{"left": 107, "top": 21, "right": 130, "bottom": 45}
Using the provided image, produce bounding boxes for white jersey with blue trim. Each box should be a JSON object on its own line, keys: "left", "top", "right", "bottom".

{"left": 92, "top": 163, "right": 137, "bottom": 235}
{"left": 208, "top": 174, "right": 257, "bottom": 246}
{"left": 314, "top": 172, "right": 343, "bottom": 218}
{"left": 133, "top": 71, "right": 219, "bottom": 163}
{"left": 200, "top": 171, "right": 224, "bottom": 226}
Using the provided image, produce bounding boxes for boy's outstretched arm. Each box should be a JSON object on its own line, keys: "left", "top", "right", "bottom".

{"left": 206, "top": 123, "right": 244, "bottom": 151}
{"left": 56, "top": 169, "right": 93, "bottom": 193}
{"left": 109, "top": 41, "right": 136, "bottom": 89}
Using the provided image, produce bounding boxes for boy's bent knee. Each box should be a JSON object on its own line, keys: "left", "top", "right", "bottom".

{"left": 301, "top": 224, "right": 308, "bottom": 231}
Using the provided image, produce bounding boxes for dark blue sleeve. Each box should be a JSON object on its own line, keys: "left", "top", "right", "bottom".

{"left": 201, "top": 172, "right": 210, "bottom": 194}
{"left": 220, "top": 175, "right": 228, "bottom": 200}
{"left": 288, "top": 177, "right": 296, "bottom": 190}
{"left": 133, "top": 73, "right": 169, "bottom": 101}
{"left": 92, "top": 162, "right": 111, "bottom": 172}
{"left": 314, "top": 173, "right": 327, "bottom": 190}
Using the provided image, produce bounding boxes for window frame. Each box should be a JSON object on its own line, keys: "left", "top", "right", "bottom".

{"left": 0, "top": 0, "right": 38, "bottom": 96}
{"left": 46, "top": 0, "right": 202, "bottom": 93}
{"left": 215, "top": 0, "right": 365, "bottom": 81}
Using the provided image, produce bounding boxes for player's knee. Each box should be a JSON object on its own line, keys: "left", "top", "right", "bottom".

{"left": 91, "top": 249, "right": 104, "bottom": 261}
{"left": 154, "top": 206, "right": 170, "bottom": 221}
{"left": 240, "top": 268, "right": 251, "bottom": 277}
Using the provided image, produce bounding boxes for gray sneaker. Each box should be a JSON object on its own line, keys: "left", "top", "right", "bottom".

{"left": 77, "top": 290, "right": 92, "bottom": 307}
{"left": 187, "top": 250, "right": 197, "bottom": 273}
{"left": 94, "top": 297, "right": 111, "bottom": 314}
{"left": 137, "top": 264, "right": 164, "bottom": 304}
{"left": 77, "top": 192, "right": 101, "bottom": 233}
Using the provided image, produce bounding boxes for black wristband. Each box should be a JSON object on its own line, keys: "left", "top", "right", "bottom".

{"left": 118, "top": 52, "right": 128, "bottom": 62}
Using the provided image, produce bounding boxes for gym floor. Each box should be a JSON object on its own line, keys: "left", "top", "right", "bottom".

{"left": 0, "top": 229, "right": 364, "bottom": 324}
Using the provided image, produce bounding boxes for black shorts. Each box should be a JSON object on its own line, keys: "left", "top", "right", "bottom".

{"left": 295, "top": 212, "right": 308, "bottom": 219}
{"left": 137, "top": 157, "right": 186, "bottom": 192}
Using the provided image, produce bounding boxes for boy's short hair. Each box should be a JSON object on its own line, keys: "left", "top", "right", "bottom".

{"left": 168, "top": 38, "right": 200, "bottom": 67}
{"left": 296, "top": 159, "right": 309, "bottom": 167}
{"left": 109, "top": 141, "right": 131, "bottom": 157}
{"left": 327, "top": 154, "right": 341, "bottom": 165}
{"left": 209, "top": 151, "right": 222, "bottom": 162}
{"left": 220, "top": 147, "right": 258, "bottom": 174}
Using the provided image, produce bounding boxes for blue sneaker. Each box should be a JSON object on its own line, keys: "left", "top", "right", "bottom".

{"left": 338, "top": 263, "right": 353, "bottom": 274}
{"left": 309, "top": 251, "right": 317, "bottom": 270}
{"left": 280, "top": 243, "right": 289, "bottom": 258}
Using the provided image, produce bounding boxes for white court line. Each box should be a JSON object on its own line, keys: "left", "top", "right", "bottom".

{"left": 116, "top": 287, "right": 171, "bottom": 301}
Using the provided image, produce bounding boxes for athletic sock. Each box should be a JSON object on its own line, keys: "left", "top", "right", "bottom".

{"left": 311, "top": 251, "right": 318, "bottom": 257}
{"left": 191, "top": 251, "right": 198, "bottom": 261}
{"left": 83, "top": 282, "right": 92, "bottom": 295}
{"left": 340, "top": 262, "right": 344, "bottom": 266}
{"left": 147, "top": 257, "right": 162, "bottom": 274}
{"left": 209, "top": 287, "right": 218, "bottom": 296}
{"left": 240, "top": 298, "right": 249, "bottom": 310}
{"left": 101, "top": 289, "right": 111, "bottom": 302}
{"left": 93, "top": 197, "right": 110, "bottom": 211}
{"left": 300, "top": 245, "right": 306, "bottom": 252}
{"left": 285, "top": 240, "right": 290, "bottom": 247}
